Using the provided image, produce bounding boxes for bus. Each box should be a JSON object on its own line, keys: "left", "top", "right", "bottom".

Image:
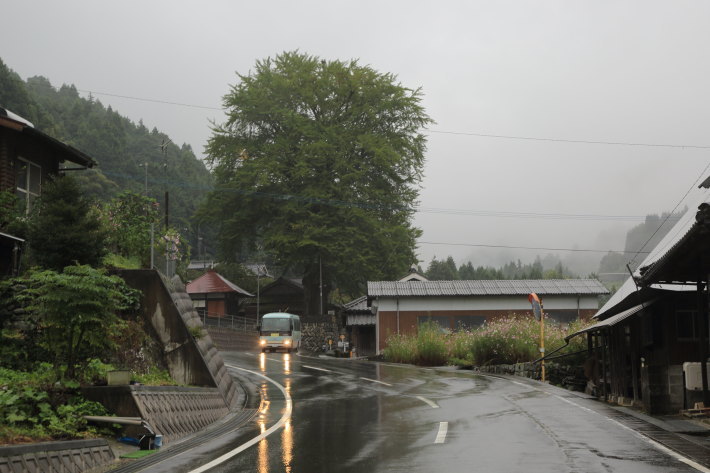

{"left": 259, "top": 312, "right": 302, "bottom": 353}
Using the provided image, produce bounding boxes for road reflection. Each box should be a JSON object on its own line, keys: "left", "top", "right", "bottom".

{"left": 255, "top": 352, "right": 294, "bottom": 472}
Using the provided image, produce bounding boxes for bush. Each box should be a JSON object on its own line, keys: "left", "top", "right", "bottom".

{"left": 383, "top": 333, "right": 417, "bottom": 364}
{"left": 0, "top": 365, "right": 113, "bottom": 444}
{"left": 415, "top": 321, "right": 449, "bottom": 366}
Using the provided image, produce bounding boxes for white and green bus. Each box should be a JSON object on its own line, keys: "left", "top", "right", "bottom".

{"left": 259, "top": 312, "right": 302, "bottom": 353}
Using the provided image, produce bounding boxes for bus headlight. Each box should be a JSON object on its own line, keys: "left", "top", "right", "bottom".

{"left": 284, "top": 339, "right": 291, "bottom": 345}
{"left": 260, "top": 340, "right": 266, "bottom": 345}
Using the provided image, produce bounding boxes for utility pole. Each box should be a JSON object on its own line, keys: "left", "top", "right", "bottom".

{"left": 160, "top": 139, "right": 171, "bottom": 276}
{"left": 160, "top": 139, "right": 171, "bottom": 229}
{"left": 138, "top": 162, "right": 154, "bottom": 270}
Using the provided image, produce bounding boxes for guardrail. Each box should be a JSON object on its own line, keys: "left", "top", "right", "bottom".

{"left": 201, "top": 311, "right": 258, "bottom": 332}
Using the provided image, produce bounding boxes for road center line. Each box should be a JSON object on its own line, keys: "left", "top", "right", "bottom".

{"left": 360, "top": 377, "right": 393, "bottom": 387}
{"left": 188, "top": 364, "right": 292, "bottom": 473}
{"left": 302, "top": 365, "right": 333, "bottom": 373}
{"left": 434, "top": 422, "right": 448, "bottom": 444}
{"left": 416, "top": 396, "right": 439, "bottom": 409}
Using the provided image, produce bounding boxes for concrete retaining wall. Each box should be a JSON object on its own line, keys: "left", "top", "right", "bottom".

{"left": 206, "top": 327, "right": 259, "bottom": 352}
{"left": 113, "top": 269, "right": 239, "bottom": 411}
{"left": 82, "top": 385, "right": 230, "bottom": 445}
{"left": 0, "top": 439, "right": 113, "bottom": 473}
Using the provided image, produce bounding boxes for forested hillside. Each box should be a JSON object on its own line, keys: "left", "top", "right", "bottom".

{"left": 0, "top": 59, "right": 212, "bottom": 245}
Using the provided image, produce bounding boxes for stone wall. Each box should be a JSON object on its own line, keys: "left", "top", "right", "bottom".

{"left": 301, "top": 321, "right": 342, "bottom": 352}
{"left": 478, "top": 362, "right": 587, "bottom": 391}
{"left": 0, "top": 439, "right": 113, "bottom": 473}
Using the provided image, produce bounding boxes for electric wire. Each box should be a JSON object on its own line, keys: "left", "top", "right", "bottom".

{"left": 627, "top": 160, "right": 710, "bottom": 268}
{"left": 418, "top": 241, "right": 649, "bottom": 254}
{"left": 60, "top": 85, "right": 710, "bottom": 150}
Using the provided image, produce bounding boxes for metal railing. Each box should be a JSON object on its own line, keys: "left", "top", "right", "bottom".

{"left": 200, "top": 311, "right": 258, "bottom": 332}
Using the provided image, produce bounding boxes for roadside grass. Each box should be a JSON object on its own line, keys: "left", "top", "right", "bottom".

{"left": 383, "top": 315, "right": 593, "bottom": 367}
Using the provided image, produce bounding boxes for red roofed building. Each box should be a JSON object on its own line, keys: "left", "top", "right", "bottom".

{"left": 186, "top": 270, "right": 254, "bottom": 321}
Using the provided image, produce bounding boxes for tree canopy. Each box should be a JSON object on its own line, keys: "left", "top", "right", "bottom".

{"left": 201, "top": 52, "right": 432, "bottom": 312}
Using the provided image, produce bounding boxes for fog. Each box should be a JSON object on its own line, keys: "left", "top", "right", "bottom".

{"left": 3, "top": 1, "right": 709, "bottom": 275}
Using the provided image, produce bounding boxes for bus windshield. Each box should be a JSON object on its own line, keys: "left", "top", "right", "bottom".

{"left": 262, "top": 318, "right": 291, "bottom": 332}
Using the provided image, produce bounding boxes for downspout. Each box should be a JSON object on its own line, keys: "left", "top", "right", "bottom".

{"left": 396, "top": 298, "right": 400, "bottom": 335}
{"left": 699, "top": 280, "right": 709, "bottom": 405}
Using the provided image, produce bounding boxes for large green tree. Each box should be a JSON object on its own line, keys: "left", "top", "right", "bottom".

{"left": 201, "top": 52, "right": 431, "bottom": 313}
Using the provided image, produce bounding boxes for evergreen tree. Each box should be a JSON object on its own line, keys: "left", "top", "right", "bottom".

{"left": 26, "top": 175, "right": 106, "bottom": 270}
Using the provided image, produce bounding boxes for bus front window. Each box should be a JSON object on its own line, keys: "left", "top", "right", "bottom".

{"left": 261, "top": 318, "right": 291, "bottom": 333}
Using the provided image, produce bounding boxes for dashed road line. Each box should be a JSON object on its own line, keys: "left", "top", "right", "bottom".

{"left": 302, "top": 365, "right": 333, "bottom": 373}
{"left": 360, "top": 377, "right": 393, "bottom": 387}
{"left": 416, "top": 396, "right": 439, "bottom": 409}
{"left": 434, "top": 422, "right": 448, "bottom": 444}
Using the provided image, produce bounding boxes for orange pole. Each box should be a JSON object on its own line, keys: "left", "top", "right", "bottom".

{"left": 540, "top": 302, "right": 546, "bottom": 382}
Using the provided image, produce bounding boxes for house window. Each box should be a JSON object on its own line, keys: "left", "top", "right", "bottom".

{"left": 417, "top": 316, "right": 451, "bottom": 333}
{"left": 15, "top": 158, "right": 41, "bottom": 213}
{"left": 676, "top": 309, "right": 698, "bottom": 340}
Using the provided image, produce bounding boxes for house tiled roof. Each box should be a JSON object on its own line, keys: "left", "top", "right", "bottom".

{"left": 367, "top": 279, "right": 608, "bottom": 297}
{"left": 186, "top": 270, "right": 253, "bottom": 297}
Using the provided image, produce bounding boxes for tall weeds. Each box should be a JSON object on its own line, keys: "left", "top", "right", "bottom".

{"left": 383, "top": 315, "right": 592, "bottom": 367}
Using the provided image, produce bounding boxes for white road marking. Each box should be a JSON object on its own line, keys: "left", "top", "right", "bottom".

{"left": 360, "top": 377, "right": 393, "bottom": 387}
{"left": 416, "top": 396, "right": 439, "bottom": 409}
{"left": 553, "top": 395, "right": 710, "bottom": 473}
{"left": 434, "top": 422, "right": 448, "bottom": 444}
{"left": 480, "top": 373, "right": 710, "bottom": 473}
{"left": 302, "top": 365, "right": 333, "bottom": 373}
{"left": 188, "top": 364, "right": 292, "bottom": 473}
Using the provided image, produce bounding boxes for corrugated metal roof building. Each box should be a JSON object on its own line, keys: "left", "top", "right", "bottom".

{"left": 365, "top": 278, "right": 608, "bottom": 354}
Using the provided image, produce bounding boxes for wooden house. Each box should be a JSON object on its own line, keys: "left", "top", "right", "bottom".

{"left": 0, "top": 107, "right": 95, "bottom": 276}
{"left": 186, "top": 269, "right": 253, "bottom": 322}
{"left": 568, "top": 186, "right": 710, "bottom": 414}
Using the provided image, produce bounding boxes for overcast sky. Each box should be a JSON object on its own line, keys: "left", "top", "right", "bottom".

{"left": 3, "top": 1, "right": 710, "bottom": 273}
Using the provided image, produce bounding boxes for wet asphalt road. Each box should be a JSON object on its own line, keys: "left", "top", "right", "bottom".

{"left": 161, "top": 351, "right": 704, "bottom": 473}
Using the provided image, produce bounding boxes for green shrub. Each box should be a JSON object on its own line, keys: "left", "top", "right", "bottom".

{"left": 132, "top": 368, "right": 176, "bottom": 386}
{"left": 415, "top": 321, "right": 448, "bottom": 366}
{"left": 0, "top": 366, "right": 112, "bottom": 444}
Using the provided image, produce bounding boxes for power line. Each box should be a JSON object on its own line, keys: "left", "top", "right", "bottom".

{"left": 424, "top": 129, "right": 710, "bottom": 150}
{"left": 76, "top": 89, "right": 222, "bottom": 111}
{"left": 628, "top": 161, "right": 710, "bottom": 266}
{"left": 65, "top": 86, "right": 710, "bottom": 150}
{"left": 418, "top": 241, "right": 649, "bottom": 254}
{"left": 98, "top": 168, "right": 674, "bottom": 223}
